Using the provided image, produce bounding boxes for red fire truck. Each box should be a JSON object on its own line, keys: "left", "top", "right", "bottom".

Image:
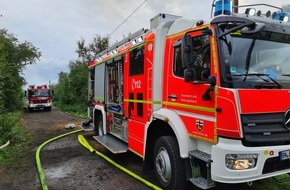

{"left": 25, "top": 85, "right": 53, "bottom": 112}
{"left": 83, "top": 1, "right": 290, "bottom": 189}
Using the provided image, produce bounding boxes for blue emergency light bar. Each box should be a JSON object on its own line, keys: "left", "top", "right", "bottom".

{"left": 214, "top": 0, "right": 232, "bottom": 16}
{"left": 213, "top": 1, "right": 290, "bottom": 23}
{"left": 273, "top": 12, "right": 289, "bottom": 22}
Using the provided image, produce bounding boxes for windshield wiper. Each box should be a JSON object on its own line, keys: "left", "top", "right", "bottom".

{"left": 233, "top": 73, "right": 283, "bottom": 89}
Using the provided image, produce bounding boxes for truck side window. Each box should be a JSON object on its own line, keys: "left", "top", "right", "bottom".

{"left": 173, "top": 35, "right": 211, "bottom": 80}
{"left": 130, "top": 46, "right": 144, "bottom": 76}
{"left": 173, "top": 45, "right": 184, "bottom": 77}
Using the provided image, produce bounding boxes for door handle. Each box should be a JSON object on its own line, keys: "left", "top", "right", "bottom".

{"left": 168, "top": 94, "right": 177, "bottom": 100}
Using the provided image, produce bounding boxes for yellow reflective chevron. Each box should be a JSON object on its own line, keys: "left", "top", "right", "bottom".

{"left": 95, "top": 96, "right": 104, "bottom": 100}
{"left": 124, "top": 99, "right": 215, "bottom": 113}
{"left": 123, "top": 99, "right": 161, "bottom": 104}
{"left": 163, "top": 101, "right": 215, "bottom": 113}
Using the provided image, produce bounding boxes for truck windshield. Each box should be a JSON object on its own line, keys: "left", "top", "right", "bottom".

{"left": 28, "top": 90, "right": 50, "bottom": 97}
{"left": 220, "top": 30, "right": 290, "bottom": 89}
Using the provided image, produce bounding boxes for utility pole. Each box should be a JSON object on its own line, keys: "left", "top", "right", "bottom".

{"left": 233, "top": 0, "right": 239, "bottom": 13}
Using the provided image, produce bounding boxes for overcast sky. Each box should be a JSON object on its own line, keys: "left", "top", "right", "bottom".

{"left": 0, "top": 0, "right": 289, "bottom": 88}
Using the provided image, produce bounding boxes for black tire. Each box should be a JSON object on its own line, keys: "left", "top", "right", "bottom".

{"left": 154, "top": 136, "right": 187, "bottom": 190}
{"left": 94, "top": 115, "right": 104, "bottom": 136}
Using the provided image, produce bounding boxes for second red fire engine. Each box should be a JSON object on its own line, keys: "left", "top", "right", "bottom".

{"left": 25, "top": 85, "right": 53, "bottom": 112}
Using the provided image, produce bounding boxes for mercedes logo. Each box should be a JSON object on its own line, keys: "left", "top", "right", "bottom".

{"left": 285, "top": 108, "right": 290, "bottom": 130}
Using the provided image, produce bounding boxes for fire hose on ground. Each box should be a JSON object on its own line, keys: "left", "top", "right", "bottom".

{"left": 35, "top": 129, "right": 83, "bottom": 190}
{"left": 0, "top": 140, "right": 10, "bottom": 149}
{"left": 35, "top": 128, "right": 162, "bottom": 190}
{"left": 77, "top": 134, "right": 162, "bottom": 190}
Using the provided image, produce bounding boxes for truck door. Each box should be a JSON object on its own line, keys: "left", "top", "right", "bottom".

{"left": 123, "top": 42, "right": 153, "bottom": 156}
{"left": 163, "top": 30, "right": 217, "bottom": 143}
{"left": 124, "top": 44, "right": 153, "bottom": 123}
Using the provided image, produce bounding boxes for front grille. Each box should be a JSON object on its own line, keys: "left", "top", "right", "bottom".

{"left": 263, "top": 157, "right": 290, "bottom": 174}
{"left": 241, "top": 113, "right": 290, "bottom": 147}
{"left": 33, "top": 100, "right": 48, "bottom": 104}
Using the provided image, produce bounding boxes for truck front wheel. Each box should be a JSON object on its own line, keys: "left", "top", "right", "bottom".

{"left": 153, "top": 136, "right": 187, "bottom": 190}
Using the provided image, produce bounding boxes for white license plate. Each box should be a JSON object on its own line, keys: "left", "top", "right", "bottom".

{"left": 279, "top": 150, "right": 290, "bottom": 160}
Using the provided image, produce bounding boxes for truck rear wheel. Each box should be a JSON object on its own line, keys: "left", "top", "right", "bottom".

{"left": 94, "top": 115, "right": 104, "bottom": 136}
{"left": 153, "top": 136, "right": 187, "bottom": 190}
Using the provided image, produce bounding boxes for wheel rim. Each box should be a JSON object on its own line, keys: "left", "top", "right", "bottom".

{"left": 155, "top": 147, "right": 171, "bottom": 183}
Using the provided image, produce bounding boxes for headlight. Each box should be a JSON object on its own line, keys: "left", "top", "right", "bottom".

{"left": 225, "top": 154, "right": 258, "bottom": 170}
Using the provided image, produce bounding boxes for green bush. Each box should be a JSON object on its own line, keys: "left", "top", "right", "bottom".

{"left": 53, "top": 101, "right": 87, "bottom": 118}
{"left": 0, "top": 28, "right": 40, "bottom": 167}
{"left": 0, "top": 112, "right": 32, "bottom": 166}
{"left": 0, "top": 113, "right": 16, "bottom": 144}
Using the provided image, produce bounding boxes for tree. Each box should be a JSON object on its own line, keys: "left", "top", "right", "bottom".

{"left": 53, "top": 72, "right": 71, "bottom": 104}
{"left": 0, "top": 29, "right": 41, "bottom": 112}
{"left": 76, "top": 35, "right": 109, "bottom": 63}
{"left": 52, "top": 35, "right": 109, "bottom": 114}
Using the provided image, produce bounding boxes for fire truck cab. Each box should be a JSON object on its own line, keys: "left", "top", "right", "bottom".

{"left": 25, "top": 85, "right": 53, "bottom": 112}
{"left": 84, "top": 2, "right": 290, "bottom": 189}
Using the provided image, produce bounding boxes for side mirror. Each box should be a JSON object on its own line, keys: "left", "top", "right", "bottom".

{"left": 182, "top": 34, "right": 196, "bottom": 82}
{"left": 182, "top": 34, "right": 194, "bottom": 68}
{"left": 51, "top": 90, "right": 55, "bottom": 96}
{"left": 202, "top": 76, "right": 216, "bottom": 101}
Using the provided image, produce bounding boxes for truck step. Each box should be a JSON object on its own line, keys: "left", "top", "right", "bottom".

{"left": 93, "top": 135, "right": 128, "bottom": 154}
{"left": 189, "top": 149, "right": 211, "bottom": 162}
{"left": 189, "top": 150, "right": 215, "bottom": 189}
{"left": 189, "top": 176, "right": 215, "bottom": 189}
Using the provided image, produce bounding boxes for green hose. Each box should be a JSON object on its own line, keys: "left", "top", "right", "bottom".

{"left": 35, "top": 129, "right": 83, "bottom": 190}
{"left": 78, "top": 135, "right": 163, "bottom": 190}
{"left": 36, "top": 129, "right": 162, "bottom": 190}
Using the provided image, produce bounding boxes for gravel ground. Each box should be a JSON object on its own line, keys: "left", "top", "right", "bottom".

{"left": 0, "top": 108, "right": 258, "bottom": 190}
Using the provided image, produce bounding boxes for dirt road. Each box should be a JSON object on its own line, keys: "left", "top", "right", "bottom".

{"left": 0, "top": 108, "right": 152, "bottom": 190}
{"left": 0, "top": 108, "right": 257, "bottom": 190}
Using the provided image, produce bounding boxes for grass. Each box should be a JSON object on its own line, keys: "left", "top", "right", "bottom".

{"left": 249, "top": 176, "right": 290, "bottom": 189}
{"left": 53, "top": 102, "right": 88, "bottom": 119}
{"left": 0, "top": 112, "right": 32, "bottom": 167}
